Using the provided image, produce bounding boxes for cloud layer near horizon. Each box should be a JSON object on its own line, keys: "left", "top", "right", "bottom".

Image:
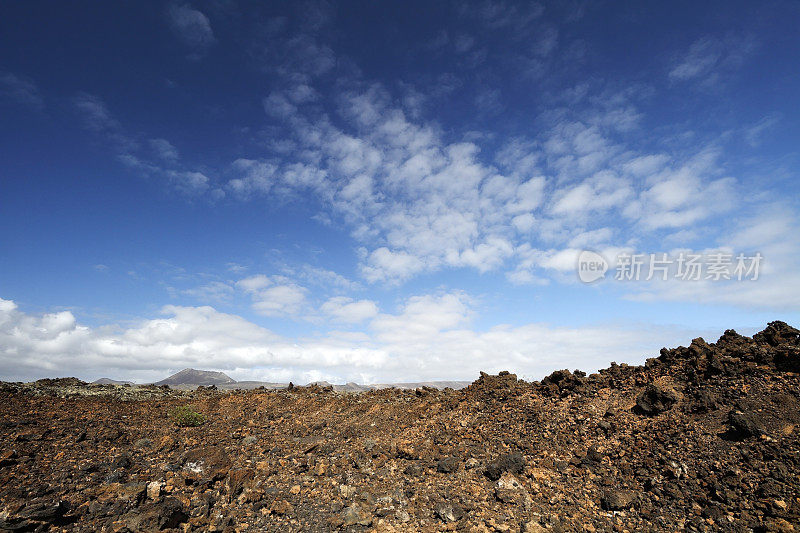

{"left": 0, "top": 295, "right": 717, "bottom": 385}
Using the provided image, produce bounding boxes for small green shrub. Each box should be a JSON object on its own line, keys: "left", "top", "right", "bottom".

{"left": 169, "top": 405, "right": 206, "bottom": 427}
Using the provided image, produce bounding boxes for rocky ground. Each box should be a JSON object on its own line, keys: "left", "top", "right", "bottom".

{"left": 1, "top": 322, "right": 799, "bottom": 532}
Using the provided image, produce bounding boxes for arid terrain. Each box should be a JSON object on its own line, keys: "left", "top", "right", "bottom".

{"left": 1, "top": 322, "right": 799, "bottom": 532}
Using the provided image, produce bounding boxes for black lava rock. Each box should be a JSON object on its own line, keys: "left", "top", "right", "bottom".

{"left": 484, "top": 452, "right": 525, "bottom": 481}
{"left": 634, "top": 384, "right": 679, "bottom": 415}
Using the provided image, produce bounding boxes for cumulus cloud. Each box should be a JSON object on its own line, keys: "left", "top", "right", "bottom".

{"left": 236, "top": 275, "right": 308, "bottom": 317}
{"left": 361, "top": 248, "right": 426, "bottom": 284}
{"left": 627, "top": 149, "right": 736, "bottom": 230}
{"left": 507, "top": 244, "right": 633, "bottom": 285}
{"left": 0, "top": 294, "right": 715, "bottom": 384}
{"left": 218, "top": 78, "right": 765, "bottom": 291}
{"left": 550, "top": 172, "right": 632, "bottom": 217}
{"left": 167, "top": 170, "right": 210, "bottom": 195}
{"left": 227, "top": 159, "right": 277, "bottom": 197}
{"left": 234, "top": 87, "right": 561, "bottom": 282}
{"left": 252, "top": 285, "right": 307, "bottom": 316}
{"left": 371, "top": 292, "right": 473, "bottom": 344}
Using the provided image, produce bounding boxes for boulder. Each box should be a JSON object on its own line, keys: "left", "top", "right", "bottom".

{"left": 601, "top": 489, "right": 636, "bottom": 511}
{"left": 180, "top": 446, "right": 232, "bottom": 483}
{"left": 484, "top": 452, "right": 525, "bottom": 481}
{"left": 634, "top": 384, "right": 679, "bottom": 415}
{"left": 728, "top": 410, "right": 767, "bottom": 437}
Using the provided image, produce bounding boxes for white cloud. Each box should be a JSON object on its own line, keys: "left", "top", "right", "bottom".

{"left": 180, "top": 281, "right": 234, "bottom": 303}
{"left": 744, "top": 114, "right": 779, "bottom": 147}
{"left": 320, "top": 297, "right": 379, "bottom": 323}
{"left": 549, "top": 171, "right": 633, "bottom": 218}
{"left": 0, "top": 71, "right": 44, "bottom": 110}
{"left": 75, "top": 94, "right": 211, "bottom": 195}
{"left": 669, "top": 35, "right": 756, "bottom": 87}
{"left": 622, "top": 154, "right": 669, "bottom": 176}
{"left": 361, "top": 248, "right": 426, "bottom": 284}
{"left": 289, "top": 265, "right": 362, "bottom": 292}
{"left": 236, "top": 275, "right": 308, "bottom": 317}
{"left": 73, "top": 93, "right": 122, "bottom": 134}
{"left": 537, "top": 248, "right": 582, "bottom": 272}
{"left": 252, "top": 285, "right": 307, "bottom": 316}
{"left": 631, "top": 150, "right": 736, "bottom": 230}
{"left": 669, "top": 39, "right": 722, "bottom": 81}
{"left": 625, "top": 205, "right": 800, "bottom": 309}
{"left": 167, "top": 4, "right": 215, "bottom": 49}
{"left": 508, "top": 244, "right": 634, "bottom": 284}
{"left": 505, "top": 177, "right": 546, "bottom": 214}
{"left": 227, "top": 82, "right": 749, "bottom": 287}
{"left": 228, "top": 158, "right": 277, "bottom": 197}
{"left": 240, "top": 88, "right": 556, "bottom": 282}
{"left": 263, "top": 92, "right": 297, "bottom": 119}
{"left": 226, "top": 262, "right": 249, "bottom": 274}
{"left": 0, "top": 299, "right": 386, "bottom": 383}
{"left": 456, "top": 237, "right": 514, "bottom": 272}
{"left": 511, "top": 213, "right": 536, "bottom": 233}
{"left": 236, "top": 275, "right": 272, "bottom": 292}
{"left": 150, "top": 138, "right": 180, "bottom": 161}
{"left": 459, "top": 1, "right": 544, "bottom": 36}
{"left": 371, "top": 292, "right": 473, "bottom": 344}
{"left": 0, "top": 294, "right": 717, "bottom": 384}
{"left": 167, "top": 170, "right": 210, "bottom": 194}
{"left": 288, "top": 84, "right": 318, "bottom": 104}
{"left": 567, "top": 227, "right": 613, "bottom": 248}
{"left": 219, "top": 76, "right": 761, "bottom": 289}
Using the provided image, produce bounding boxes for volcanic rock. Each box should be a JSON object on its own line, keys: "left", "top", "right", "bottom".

{"left": 123, "top": 496, "right": 188, "bottom": 531}
{"left": 634, "top": 383, "right": 679, "bottom": 415}
{"left": 180, "top": 446, "right": 232, "bottom": 483}
{"left": 436, "top": 455, "right": 459, "bottom": 473}
{"left": 435, "top": 502, "right": 464, "bottom": 522}
{"left": 728, "top": 409, "right": 767, "bottom": 437}
{"left": 484, "top": 452, "right": 525, "bottom": 481}
{"left": 601, "top": 489, "right": 636, "bottom": 510}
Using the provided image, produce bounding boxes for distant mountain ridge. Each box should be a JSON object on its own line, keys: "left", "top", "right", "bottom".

{"left": 149, "top": 369, "right": 470, "bottom": 391}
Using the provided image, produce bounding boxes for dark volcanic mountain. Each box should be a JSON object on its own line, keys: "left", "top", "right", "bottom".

{"left": 154, "top": 368, "right": 235, "bottom": 387}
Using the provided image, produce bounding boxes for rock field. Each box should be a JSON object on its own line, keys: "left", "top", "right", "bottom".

{"left": 1, "top": 321, "right": 799, "bottom": 532}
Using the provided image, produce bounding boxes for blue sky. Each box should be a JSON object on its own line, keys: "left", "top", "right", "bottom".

{"left": 1, "top": 1, "right": 798, "bottom": 383}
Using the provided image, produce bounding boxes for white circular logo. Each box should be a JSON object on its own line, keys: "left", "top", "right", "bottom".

{"left": 577, "top": 250, "right": 608, "bottom": 283}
